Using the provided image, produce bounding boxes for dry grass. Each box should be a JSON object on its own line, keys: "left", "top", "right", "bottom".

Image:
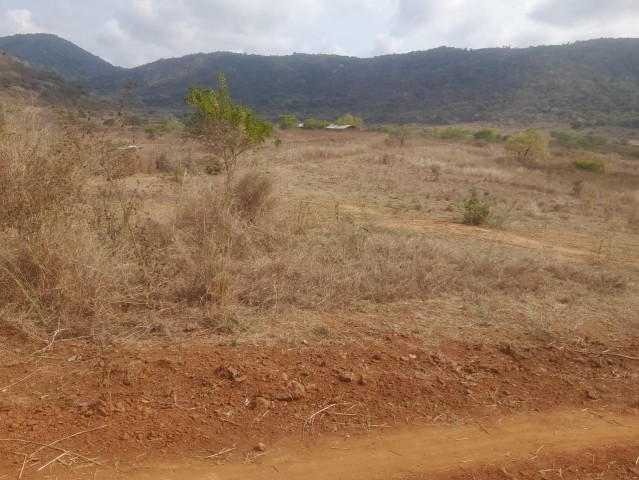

{"left": 1, "top": 109, "right": 637, "bottom": 343}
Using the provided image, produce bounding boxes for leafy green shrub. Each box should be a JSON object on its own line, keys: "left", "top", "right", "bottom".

{"left": 573, "top": 160, "right": 605, "bottom": 173}
{"left": 461, "top": 187, "right": 491, "bottom": 225}
{"left": 144, "top": 123, "right": 172, "bottom": 137}
{"left": 424, "top": 127, "right": 468, "bottom": 140}
{"left": 551, "top": 130, "right": 609, "bottom": 149}
{"left": 506, "top": 129, "right": 550, "bottom": 162}
{"left": 278, "top": 114, "right": 299, "bottom": 130}
{"left": 335, "top": 113, "right": 364, "bottom": 129}
{"left": 303, "top": 118, "right": 330, "bottom": 129}
{"left": 473, "top": 128, "right": 502, "bottom": 143}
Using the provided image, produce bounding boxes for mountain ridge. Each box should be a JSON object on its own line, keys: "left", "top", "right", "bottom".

{"left": 1, "top": 33, "right": 638, "bottom": 125}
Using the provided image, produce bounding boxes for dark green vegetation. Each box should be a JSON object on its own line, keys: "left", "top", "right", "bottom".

{"left": 2, "top": 34, "right": 639, "bottom": 124}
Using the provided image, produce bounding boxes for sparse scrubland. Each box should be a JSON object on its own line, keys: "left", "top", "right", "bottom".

{"left": 1, "top": 103, "right": 639, "bottom": 479}
{"left": 1, "top": 107, "right": 637, "bottom": 343}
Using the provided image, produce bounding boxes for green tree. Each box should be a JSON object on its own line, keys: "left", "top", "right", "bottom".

{"left": 335, "top": 113, "right": 364, "bottom": 129}
{"left": 505, "top": 129, "right": 550, "bottom": 162}
{"left": 389, "top": 126, "right": 410, "bottom": 146}
{"left": 302, "top": 118, "right": 330, "bottom": 129}
{"left": 185, "top": 72, "right": 273, "bottom": 179}
{"left": 473, "top": 128, "right": 502, "bottom": 143}
{"left": 278, "top": 114, "right": 300, "bottom": 130}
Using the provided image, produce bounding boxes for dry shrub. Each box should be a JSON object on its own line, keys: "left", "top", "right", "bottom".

{"left": 165, "top": 171, "right": 277, "bottom": 305}
{"left": 230, "top": 171, "right": 275, "bottom": 223}
{"left": 0, "top": 109, "right": 90, "bottom": 233}
{"left": 0, "top": 108, "right": 147, "bottom": 338}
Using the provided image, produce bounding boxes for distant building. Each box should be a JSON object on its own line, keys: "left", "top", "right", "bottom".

{"left": 325, "top": 124, "right": 357, "bottom": 130}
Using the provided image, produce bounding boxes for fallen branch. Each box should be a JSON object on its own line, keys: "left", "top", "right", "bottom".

{"left": 201, "top": 445, "right": 236, "bottom": 460}
{"left": 303, "top": 403, "right": 337, "bottom": 436}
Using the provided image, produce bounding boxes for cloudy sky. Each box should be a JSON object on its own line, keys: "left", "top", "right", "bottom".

{"left": 1, "top": 0, "right": 637, "bottom": 67}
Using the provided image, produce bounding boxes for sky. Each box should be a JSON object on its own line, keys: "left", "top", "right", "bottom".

{"left": 1, "top": 0, "right": 638, "bottom": 68}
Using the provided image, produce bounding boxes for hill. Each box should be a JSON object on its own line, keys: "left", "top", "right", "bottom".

{"left": 1, "top": 33, "right": 639, "bottom": 125}
{"left": 0, "top": 51, "right": 96, "bottom": 107}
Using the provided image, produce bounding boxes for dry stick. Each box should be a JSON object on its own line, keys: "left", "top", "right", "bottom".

{"left": 37, "top": 452, "right": 67, "bottom": 472}
{"left": 0, "top": 438, "right": 102, "bottom": 467}
{"left": 18, "top": 453, "right": 30, "bottom": 480}
{"left": 599, "top": 352, "right": 639, "bottom": 361}
{"left": 472, "top": 418, "right": 491, "bottom": 436}
{"left": 458, "top": 463, "right": 476, "bottom": 480}
{"left": 303, "top": 404, "right": 338, "bottom": 436}
{"left": 202, "top": 445, "right": 236, "bottom": 460}
{"left": 32, "top": 424, "right": 108, "bottom": 455}
{"left": 0, "top": 368, "right": 44, "bottom": 393}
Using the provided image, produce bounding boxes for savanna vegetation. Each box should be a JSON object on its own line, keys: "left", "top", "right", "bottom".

{"left": 1, "top": 85, "right": 638, "bottom": 345}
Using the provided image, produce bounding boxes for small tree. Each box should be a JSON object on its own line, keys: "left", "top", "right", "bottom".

{"left": 389, "top": 126, "right": 410, "bottom": 146}
{"left": 278, "top": 114, "right": 299, "bottom": 130}
{"left": 505, "top": 129, "right": 550, "bottom": 162}
{"left": 185, "top": 72, "right": 273, "bottom": 179}
{"left": 461, "top": 187, "right": 491, "bottom": 225}
{"left": 335, "top": 113, "right": 364, "bottom": 129}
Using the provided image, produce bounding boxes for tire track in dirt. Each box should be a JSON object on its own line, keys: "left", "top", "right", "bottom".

{"left": 340, "top": 204, "right": 639, "bottom": 267}
{"left": 121, "top": 409, "right": 639, "bottom": 480}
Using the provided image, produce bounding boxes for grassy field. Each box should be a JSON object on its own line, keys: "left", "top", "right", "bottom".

{"left": 1, "top": 109, "right": 638, "bottom": 344}
{"left": 1, "top": 107, "right": 638, "bottom": 479}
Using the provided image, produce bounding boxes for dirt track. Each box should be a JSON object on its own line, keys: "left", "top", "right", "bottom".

{"left": 1, "top": 331, "right": 638, "bottom": 479}
{"left": 121, "top": 409, "right": 639, "bottom": 480}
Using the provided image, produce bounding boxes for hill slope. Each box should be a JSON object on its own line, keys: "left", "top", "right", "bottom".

{"left": 0, "top": 51, "right": 95, "bottom": 106}
{"left": 2, "top": 34, "right": 639, "bottom": 124}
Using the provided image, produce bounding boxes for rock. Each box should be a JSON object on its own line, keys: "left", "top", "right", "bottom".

{"left": 289, "top": 381, "right": 306, "bottom": 399}
{"left": 253, "top": 396, "right": 271, "bottom": 409}
{"left": 255, "top": 443, "right": 266, "bottom": 452}
{"left": 234, "top": 375, "right": 247, "bottom": 384}
{"left": 96, "top": 406, "right": 110, "bottom": 417}
{"left": 585, "top": 390, "right": 599, "bottom": 400}
{"left": 183, "top": 322, "right": 199, "bottom": 332}
{"left": 339, "top": 371, "right": 355, "bottom": 383}
{"left": 357, "top": 374, "right": 368, "bottom": 386}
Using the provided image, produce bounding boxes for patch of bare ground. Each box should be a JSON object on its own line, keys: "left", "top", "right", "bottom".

{"left": 1, "top": 114, "right": 638, "bottom": 478}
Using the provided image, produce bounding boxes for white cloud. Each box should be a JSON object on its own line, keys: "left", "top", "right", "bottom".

{"left": 530, "top": 0, "right": 639, "bottom": 27}
{"left": 1, "top": 9, "right": 42, "bottom": 34}
{"left": 2, "top": 0, "right": 639, "bottom": 67}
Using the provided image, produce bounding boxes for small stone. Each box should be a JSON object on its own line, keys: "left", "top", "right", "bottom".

{"left": 234, "top": 375, "right": 247, "bottom": 384}
{"left": 96, "top": 406, "right": 110, "bottom": 417}
{"left": 339, "top": 371, "right": 355, "bottom": 383}
{"left": 255, "top": 443, "right": 266, "bottom": 452}
{"left": 357, "top": 374, "right": 368, "bottom": 386}
{"left": 585, "top": 390, "right": 599, "bottom": 400}
{"left": 251, "top": 397, "right": 271, "bottom": 410}
{"left": 183, "top": 322, "right": 199, "bottom": 333}
{"left": 289, "top": 381, "right": 306, "bottom": 399}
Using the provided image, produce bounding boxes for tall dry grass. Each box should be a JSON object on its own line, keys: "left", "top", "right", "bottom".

{"left": 0, "top": 111, "right": 634, "bottom": 342}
